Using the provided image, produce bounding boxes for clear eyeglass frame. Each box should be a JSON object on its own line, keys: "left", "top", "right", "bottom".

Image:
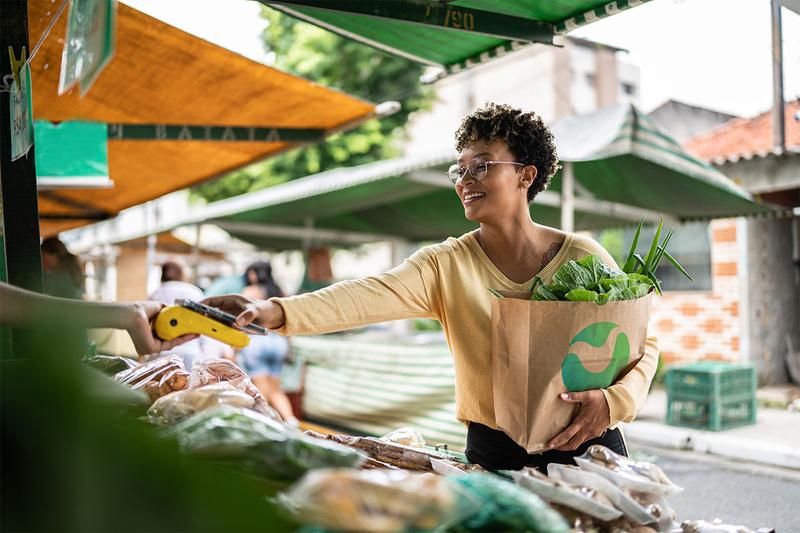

{"left": 447, "top": 159, "right": 525, "bottom": 184}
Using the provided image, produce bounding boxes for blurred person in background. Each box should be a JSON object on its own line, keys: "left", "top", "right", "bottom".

{"left": 298, "top": 247, "right": 334, "bottom": 293}
{"left": 239, "top": 261, "right": 297, "bottom": 425}
{"left": 41, "top": 237, "right": 84, "bottom": 300}
{"left": 148, "top": 260, "right": 233, "bottom": 369}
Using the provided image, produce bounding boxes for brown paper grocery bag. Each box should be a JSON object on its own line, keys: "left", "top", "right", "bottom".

{"left": 491, "top": 291, "right": 652, "bottom": 454}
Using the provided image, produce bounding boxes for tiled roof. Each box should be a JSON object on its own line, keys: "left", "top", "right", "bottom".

{"left": 684, "top": 100, "right": 800, "bottom": 164}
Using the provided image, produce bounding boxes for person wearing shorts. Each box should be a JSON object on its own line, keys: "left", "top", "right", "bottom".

{"left": 238, "top": 262, "right": 298, "bottom": 425}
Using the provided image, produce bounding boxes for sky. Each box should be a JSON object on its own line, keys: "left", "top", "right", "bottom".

{"left": 123, "top": 0, "right": 799, "bottom": 118}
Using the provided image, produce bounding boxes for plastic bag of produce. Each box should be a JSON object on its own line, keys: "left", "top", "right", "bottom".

{"left": 446, "top": 473, "right": 569, "bottom": 532}
{"left": 430, "top": 458, "right": 485, "bottom": 476}
{"left": 279, "top": 468, "right": 473, "bottom": 533}
{"left": 380, "top": 427, "right": 426, "bottom": 448}
{"left": 188, "top": 358, "right": 281, "bottom": 420}
{"left": 113, "top": 355, "right": 189, "bottom": 402}
{"left": 549, "top": 463, "right": 675, "bottom": 531}
{"left": 82, "top": 354, "right": 139, "bottom": 375}
{"left": 574, "top": 445, "right": 682, "bottom": 495}
{"left": 147, "top": 382, "right": 255, "bottom": 425}
{"left": 165, "top": 406, "right": 364, "bottom": 480}
{"left": 512, "top": 466, "right": 622, "bottom": 521}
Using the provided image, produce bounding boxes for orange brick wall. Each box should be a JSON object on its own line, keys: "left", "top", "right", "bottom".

{"left": 649, "top": 218, "right": 742, "bottom": 364}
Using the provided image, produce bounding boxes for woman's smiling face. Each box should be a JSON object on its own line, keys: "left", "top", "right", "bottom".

{"left": 455, "top": 139, "right": 528, "bottom": 224}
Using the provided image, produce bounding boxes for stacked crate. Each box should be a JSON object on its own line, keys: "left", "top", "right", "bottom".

{"left": 666, "top": 361, "right": 757, "bottom": 431}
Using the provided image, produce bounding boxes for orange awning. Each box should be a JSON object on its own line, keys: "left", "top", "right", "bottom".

{"left": 28, "top": 1, "right": 377, "bottom": 236}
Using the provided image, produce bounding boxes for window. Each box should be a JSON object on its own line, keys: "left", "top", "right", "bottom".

{"left": 594, "top": 221, "right": 712, "bottom": 291}
{"left": 622, "top": 83, "right": 635, "bottom": 95}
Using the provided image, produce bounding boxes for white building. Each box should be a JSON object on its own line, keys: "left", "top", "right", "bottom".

{"left": 403, "top": 36, "right": 640, "bottom": 156}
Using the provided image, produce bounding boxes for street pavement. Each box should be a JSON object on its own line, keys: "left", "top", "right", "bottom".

{"left": 624, "top": 388, "right": 800, "bottom": 470}
{"left": 631, "top": 445, "right": 800, "bottom": 532}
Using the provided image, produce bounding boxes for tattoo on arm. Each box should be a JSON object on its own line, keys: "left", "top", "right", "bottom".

{"left": 540, "top": 241, "right": 562, "bottom": 270}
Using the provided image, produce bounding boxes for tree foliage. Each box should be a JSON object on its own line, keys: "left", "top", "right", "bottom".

{"left": 194, "top": 7, "right": 432, "bottom": 202}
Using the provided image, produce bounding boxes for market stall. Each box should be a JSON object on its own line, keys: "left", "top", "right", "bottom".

{"left": 67, "top": 350, "right": 772, "bottom": 533}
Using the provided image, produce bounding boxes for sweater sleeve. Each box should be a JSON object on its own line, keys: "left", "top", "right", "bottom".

{"left": 602, "top": 337, "right": 660, "bottom": 425}
{"left": 270, "top": 248, "right": 439, "bottom": 336}
{"left": 574, "top": 235, "right": 661, "bottom": 425}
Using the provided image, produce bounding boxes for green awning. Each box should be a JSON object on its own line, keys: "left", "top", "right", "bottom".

{"left": 548, "top": 103, "right": 771, "bottom": 220}
{"left": 264, "top": 0, "right": 653, "bottom": 76}
{"left": 198, "top": 103, "right": 774, "bottom": 251}
{"left": 207, "top": 152, "right": 638, "bottom": 250}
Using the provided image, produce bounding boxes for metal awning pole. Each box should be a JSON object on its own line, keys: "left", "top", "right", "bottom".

{"left": 560, "top": 161, "right": 575, "bottom": 232}
{"left": 771, "top": 0, "right": 786, "bottom": 154}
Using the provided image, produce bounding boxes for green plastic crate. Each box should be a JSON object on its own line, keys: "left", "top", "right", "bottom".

{"left": 665, "top": 362, "right": 757, "bottom": 431}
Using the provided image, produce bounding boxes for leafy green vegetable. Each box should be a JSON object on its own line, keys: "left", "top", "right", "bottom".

{"left": 487, "top": 288, "right": 506, "bottom": 299}
{"left": 575, "top": 254, "right": 618, "bottom": 287}
{"left": 621, "top": 217, "right": 692, "bottom": 294}
{"left": 622, "top": 219, "right": 644, "bottom": 273}
{"left": 663, "top": 249, "right": 694, "bottom": 281}
{"left": 488, "top": 217, "right": 691, "bottom": 304}
{"left": 565, "top": 289, "right": 600, "bottom": 303}
{"left": 531, "top": 284, "right": 561, "bottom": 301}
{"left": 551, "top": 260, "right": 595, "bottom": 292}
{"left": 165, "top": 406, "right": 365, "bottom": 480}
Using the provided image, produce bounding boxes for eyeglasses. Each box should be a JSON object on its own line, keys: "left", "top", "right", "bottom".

{"left": 447, "top": 158, "right": 525, "bottom": 184}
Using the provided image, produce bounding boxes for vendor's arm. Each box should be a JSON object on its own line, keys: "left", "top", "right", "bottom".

{"left": 0, "top": 282, "right": 196, "bottom": 354}
{"left": 204, "top": 250, "right": 438, "bottom": 335}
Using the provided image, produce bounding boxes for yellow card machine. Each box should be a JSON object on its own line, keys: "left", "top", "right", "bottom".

{"left": 154, "top": 299, "right": 268, "bottom": 349}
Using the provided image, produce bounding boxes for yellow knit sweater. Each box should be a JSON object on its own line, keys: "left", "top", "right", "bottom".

{"left": 273, "top": 231, "right": 659, "bottom": 429}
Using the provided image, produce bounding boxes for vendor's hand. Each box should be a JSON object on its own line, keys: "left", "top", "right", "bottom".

{"left": 201, "top": 294, "right": 285, "bottom": 330}
{"left": 127, "top": 302, "right": 197, "bottom": 355}
{"left": 547, "top": 390, "right": 611, "bottom": 451}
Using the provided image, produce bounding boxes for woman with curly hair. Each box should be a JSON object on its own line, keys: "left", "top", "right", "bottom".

{"left": 204, "top": 103, "right": 659, "bottom": 471}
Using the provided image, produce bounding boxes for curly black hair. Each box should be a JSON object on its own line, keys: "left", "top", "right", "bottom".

{"left": 454, "top": 102, "right": 560, "bottom": 202}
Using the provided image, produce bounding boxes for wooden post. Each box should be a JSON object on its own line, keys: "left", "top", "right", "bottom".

{"left": 1, "top": 0, "right": 43, "bottom": 292}
{"left": 1, "top": 0, "right": 43, "bottom": 358}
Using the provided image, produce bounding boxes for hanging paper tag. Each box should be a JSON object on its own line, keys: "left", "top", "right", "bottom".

{"left": 59, "top": 0, "right": 118, "bottom": 96}
{"left": 10, "top": 63, "right": 34, "bottom": 162}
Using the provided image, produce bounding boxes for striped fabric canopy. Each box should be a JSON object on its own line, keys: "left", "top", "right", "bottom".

{"left": 293, "top": 335, "right": 468, "bottom": 449}
{"left": 28, "top": 0, "right": 377, "bottom": 237}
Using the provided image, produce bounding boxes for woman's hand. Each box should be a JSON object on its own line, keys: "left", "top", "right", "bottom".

{"left": 547, "top": 389, "right": 611, "bottom": 451}
{"left": 126, "top": 302, "right": 198, "bottom": 355}
{"left": 201, "top": 294, "right": 285, "bottom": 330}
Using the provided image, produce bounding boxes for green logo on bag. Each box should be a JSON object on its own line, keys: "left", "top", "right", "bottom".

{"left": 561, "top": 322, "right": 630, "bottom": 392}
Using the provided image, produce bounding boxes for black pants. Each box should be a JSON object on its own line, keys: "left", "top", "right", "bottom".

{"left": 465, "top": 422, "right": 627, "bottom": 471}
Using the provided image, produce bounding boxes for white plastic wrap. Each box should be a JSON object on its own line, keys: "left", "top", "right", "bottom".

{"left": 381, "top": 427, "right": 426, "bottom": 448}
{"left": 113, "top": 355, "right": 189, "bottom": 402}
{"left": 681, "top": 519, "right": 755, "bottom": 533}
{"left": 279, "top": 468, "right": 466, "bottom": 533}
{"left": 574, "top": 445, "right": 683, "bottom": 496}
{"left": 188, "top": 358, "right": 281, "bottom": 421}
{"left": 512, "top": 467, "right": 622, "bottom": 522}
{"left": 147, "top": 382, "right": 255, "bottom": 425}
{"left": 548, "top": 463, "right": 675, "bottom": 531}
